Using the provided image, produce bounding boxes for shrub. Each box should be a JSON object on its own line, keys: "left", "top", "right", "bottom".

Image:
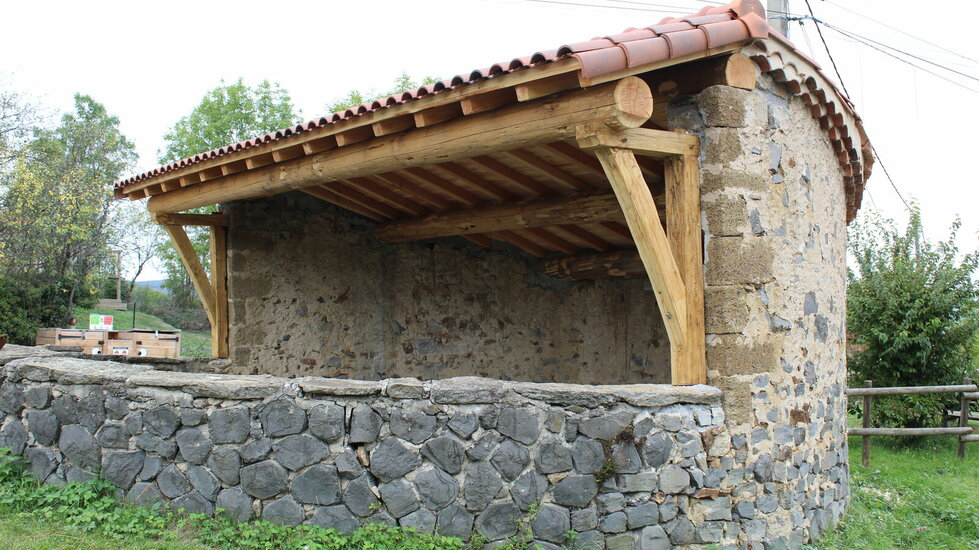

{"left": 847, "top": 207, "right": 979, "bottom": 428}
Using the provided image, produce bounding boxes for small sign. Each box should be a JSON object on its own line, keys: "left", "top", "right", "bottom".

{"left": 90, "top": 314, "right": 114, "bottom": 330}
{"left": 111, "top": 347, "right": 129, "bottom": 356}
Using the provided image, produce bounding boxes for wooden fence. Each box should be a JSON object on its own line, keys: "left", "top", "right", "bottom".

{"left": 847, "top": 378, "right": 977, "bottom": 467}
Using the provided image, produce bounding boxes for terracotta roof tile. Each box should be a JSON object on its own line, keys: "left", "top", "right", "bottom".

{"left": 115, "top": 0, "right": 869, "bottom": 222}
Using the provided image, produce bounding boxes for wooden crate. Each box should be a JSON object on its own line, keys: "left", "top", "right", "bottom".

{"left": 34, "top": 328, "right": 181, "bottom": 358}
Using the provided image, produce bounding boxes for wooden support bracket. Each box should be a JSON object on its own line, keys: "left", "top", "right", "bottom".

{"left": 578, "top": 126, "right": 705, "bottom": 385}
{"left": 160, "top": 220, "right": 229, "bottom": 359}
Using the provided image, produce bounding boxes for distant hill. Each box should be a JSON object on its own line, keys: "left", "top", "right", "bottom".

{"left": 134, "top": 280, "right": 167, "bottom": 293}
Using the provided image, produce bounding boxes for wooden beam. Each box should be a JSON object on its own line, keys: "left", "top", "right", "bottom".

{"left": 372, "top": 116, "right": 415, "bottom": 137}
{"left": 147, "top": 77, "right": 653, "bottom": 214}
{"left": 643, "top": 53, "right": 757, "bottom": 127}
{"left": 460, "top": 87, "right": 517, "bottom": 115}
{"left": 589, "top": 147, "right": 688, "bottom": 373}
{"left": 375, "top": 192, "right": 624, "bottom": 243}
{"left": 665, "top": 154, "right": 706, "bottom": 385}
{"left": 153, "top": 213, "right": 229, "bottom": 226}
{"left": 506, "top": 150, "right": 594, "bottom": 192}
{"left": 161, "top": 224, "right": 216, "bottom": 326}
{"left": 540, "top": 249, "right": 645, "bottom": 280}
{"left": 515, "top": 72, "right": 581, "bottom": 101}
{"left": 577, "top": 127, "right": 699, "bottom": 158}
{"left": 471, "top": 156, "right": 555, "bottom": 196}
{"left": 413, "top": 102, "right": 463, "bottom": 128}
{"left": 209, "top": 225, "right": 229, "bottom": 358}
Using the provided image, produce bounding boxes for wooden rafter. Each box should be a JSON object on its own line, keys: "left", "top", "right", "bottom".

{"left": 146, "top": 77, "right": 653, "bottom": 214}
{"left": 376, "top": 193, "right": 624, "bottom": 243}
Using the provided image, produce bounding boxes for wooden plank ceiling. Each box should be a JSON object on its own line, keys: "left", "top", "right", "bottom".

{"left": 301, "top": 139, "right": 665, "bottom": 260}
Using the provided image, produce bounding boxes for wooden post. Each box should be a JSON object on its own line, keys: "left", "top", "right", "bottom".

{"left": 862, "top": 380, "right": 873, "bottom": 468}
{"left": 161, "top": 224, "right": 216, "bottom": 325}
{"left": 209, "top": 226, "right": 229, "bottom": 359}
{"left": 958, "top": 377, "right": 973, "bottom": 459}
{"left": 665, "top": 154, "right": 706, "bottom": 385}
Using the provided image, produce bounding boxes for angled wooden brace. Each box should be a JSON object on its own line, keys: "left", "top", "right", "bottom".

{"left": 579, "top": 126, "right": 705, "bottom": 385}
{"left": 159, "top": 216, "right": 229, "bottom": 358}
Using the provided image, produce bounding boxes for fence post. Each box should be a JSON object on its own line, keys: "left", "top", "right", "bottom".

{"left": 862, "top": 380, "right": 873, "bottom": 468}
{"left": 958, "top": 376, "right": 973, "bottom": 459}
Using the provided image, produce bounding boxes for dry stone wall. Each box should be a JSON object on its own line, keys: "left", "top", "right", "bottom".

{"left": 0, "top": 354, "right": 734, "bottom": 548}
{"left": 224, "top": 192, "right": 669, "bottom": 385}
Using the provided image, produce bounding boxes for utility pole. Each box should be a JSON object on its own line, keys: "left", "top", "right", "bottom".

{"left": 768, "top": 0, "right": 790, "bottom": 37}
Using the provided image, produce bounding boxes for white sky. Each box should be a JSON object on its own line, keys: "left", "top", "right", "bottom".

{"left": 3, "top": 0, "right": 977, "bottom": 281}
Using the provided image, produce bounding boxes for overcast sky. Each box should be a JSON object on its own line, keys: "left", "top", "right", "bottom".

{"left": 3, "top": 0, "right": 977, "bottom": 280}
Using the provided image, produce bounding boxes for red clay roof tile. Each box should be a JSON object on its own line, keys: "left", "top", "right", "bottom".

{"left": 115, "top": 0, "right": 868, "bottom": 222}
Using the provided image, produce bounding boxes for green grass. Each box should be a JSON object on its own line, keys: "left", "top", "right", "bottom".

{"left": 0, "top": 516, "right": 211, "bottom": 549}
{"left": 73, "top": 307, "right": 211, "bottom": 358}
{"left": 811, "top": 422, "right": 979, "bottom": 549}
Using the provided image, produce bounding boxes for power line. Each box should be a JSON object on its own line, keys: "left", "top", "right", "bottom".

{"left": 825, "top": 0, "right": 979, "bottom": 66}
{"left": 520, "top": 0, "right": 708, "bottom": 13}
{"left": 801, "top": 0, "right": 909, "bottom": 212}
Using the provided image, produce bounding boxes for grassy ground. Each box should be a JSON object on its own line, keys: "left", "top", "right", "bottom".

{"left": 73, "top": 307, "right": 211, "bottom": 358}
{"left": 0, "top": 516, "right": 211, "bottom": 550}
{"left": 811, "top": 422, "right": 979, "bottom": 549}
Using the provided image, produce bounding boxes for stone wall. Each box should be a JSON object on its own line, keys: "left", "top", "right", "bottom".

{"left": 669, "top": 76, "right": 851, "bottom": 547}
{"left": 224, "top": 192, "right": 669, "bottom": 385}
{"left": 0, "top": 354, "right": 733, "bottom": 548}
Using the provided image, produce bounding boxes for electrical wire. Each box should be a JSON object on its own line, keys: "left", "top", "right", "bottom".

{"left": 801, "top": 0, "right": 910, "bottom": 211}
{"left": 825, "top": 0, "right": 979, "bottom": 66}
{"left": 521, "top": 0, "right": 706, "bottom": 13}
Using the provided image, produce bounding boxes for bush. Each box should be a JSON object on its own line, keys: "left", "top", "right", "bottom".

{"left": 847, "top": 207, "right": 979, "bottom": 428}
{"left": 0, "top": 274, "right": 98, "bottom": 344}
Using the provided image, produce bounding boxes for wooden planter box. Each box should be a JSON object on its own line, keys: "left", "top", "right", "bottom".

{"left": 35, "top": 328, "right": 181, "bottom": 358}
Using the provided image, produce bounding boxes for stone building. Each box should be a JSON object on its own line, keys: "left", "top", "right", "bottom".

{"left": 1, "top": 1, "right": 870, "bottom": 547}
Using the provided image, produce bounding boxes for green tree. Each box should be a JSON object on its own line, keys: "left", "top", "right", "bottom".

{"left": 157, "top": 79, "right": 301, "bottom": 318}
{"left": 325, "top": 71, "right": 439, "bottom": 113}
{"left": 847, "top": 206, "right": 979, "bottom": 428}
{"left": 0, "top": 94, "right": 136, "bottom": 339}
{"left": 160, "top": 78, "right": 299, "bottom": 163}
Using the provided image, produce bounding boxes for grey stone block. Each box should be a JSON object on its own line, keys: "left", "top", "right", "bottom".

{"left": 24, "top": 386, "right": 51, "bottom": 409}
{"left": 537, "top": 439, "right": 573, "bottom": 474}
{"left": 263, "top": 495, "right": 304, "bottom": 526}
{"left": 95, "top": 422, "right": 128, "bottom": 449}
{"left": 143, "top": 405, "right": 180, "bottom": 438}
{"left": 59, "top": 425, "right": 100, "bottom": 471}
{"left": 139, "top": 455, "right": 163, "bottom": 481}
{"left": 399, "top": 507, "right": 436, "bottom": 534}
{"left": 172, "top": 491, "right": 214, "bottom": 516}
{"left": 308, "top": 404, "right": 345, "bottom": 442}
{"left": 239, "top": 438, "right": 272, "bottom": 464}
{"left": 176, "top": 428, "right": 212, "bottom": 464}
{"left": 552, "top": 475, "right": 598, "bottom": 508}
{"left": 50, "top": 395, "right": 78, "bottom": 425}
{"left": 505, "top": 469, "right": 544, "bottom": 511}
{"left": 626, "top": 503, "right": 658, "bottom": 528}
{"left": 207, "top": 446, "right": 241, "bottom": 485}
{"left": 308, "top": 504, "right": 359, "bottom": 534}
{"left": 209, "top": 406, "right": 250, "bottom": 444}
{"left": 273, "top": 434, "right": 329, "bottom": 471}
{"left": 378, "top": 478, "right": 419, "bottom": 518}
{"left": 639, "top": 525, "right": 669, "bottom": 550}
{"left": 640, "top": 432, "right": 672, "bottom": 468}
{"left": 291, "top": 464, "right": 341, "bottom": 506}
{"left": 370, "top": 437, "right": 422, "bottom": 482}
{"left": 437, "top": 504, "right": 475, "bottom": 539}
{"left": 135, "top": 433, "right": 176, "bottom": 459}
{"left": 349, "top": 405, "right": 382, "bottom": 443}
{"left": 447, "top": 412, "right": 478, "bottom": 439}
{"left": 0, "top": 381, "right": 24, "bottom": 414}
{"left": 658, "top": 465, "right": 690, "bottom": 494}
{"left": 414, "top": 467, "right": 457, "bottom": 511}
{"left": 335, "top": 448, "right": 365, "bottom": 479}
{"left": 240, "top": 459, "right": 289, "bottom": 499}
{"left": 344, "top": 474, "right": 379, "bottom": 517}
{"left": 463, "top": 462, "right": 502, "bottom": 511}
{"left": 180, "top": 408, "right": 206, "bottom": 427}
{"left": 475, "top": 502, "right": 520, "bottom": 541}
{"left": 533, "top": 504, "right": 571, "bottom": 543}
{"left": 466, "top": 432, "right": 502, "bottom": 461}
{"left": 26, "top": 409, "right": 60, "bottom": 446}
{"left": 578, "top": 409, "right": 634, "bottom": 441}
{"left": 421, "top": 436, "right": 465, "bottom": 475}
{"left": 600, "top": 511, "right": 627, "bottom": 534}
{"left": 104, "top": 395, "right": 128, "bottom": 420}
{"left": 126, "top": 481, "right": 164, "bottom": 506}
{"left": 259, "top": 398, "right": 306, "bottom": 437}
{"left": 25, "top": 447, "right": 58, "bottom": 480}
{"left": 158, "top": 464, "right": 192, "bottom": 499}
{"left": 490, "top": 439, "right": 529, "bottom": 481}
{"left": 187, "top": 465, "right": 221, "bottom": 500}
{"left": 102, "top": 450, "right": 145, "bottom": 490}
{"left": 216, "top": 487, "right": 253, "bottom": 522}
{"left": 572, "top": 438, "right": 605, "bottom": 474}
{"left": 496, "top": 407, "right": 541, "bottom": 445}
{"left": 390, "top": 408, "right": 437, "bottom": 444}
